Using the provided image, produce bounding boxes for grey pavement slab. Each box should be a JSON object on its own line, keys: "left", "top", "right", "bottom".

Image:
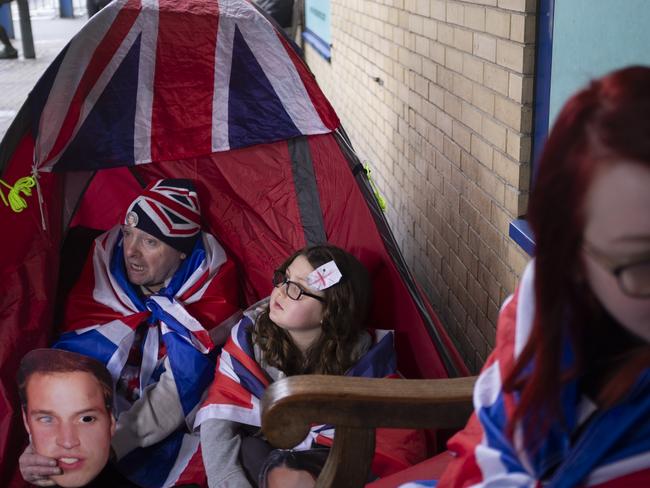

{"left": 0, "top": 13, "right": 87, "bottom": 140}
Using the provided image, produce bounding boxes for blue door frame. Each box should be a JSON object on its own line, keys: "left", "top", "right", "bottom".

{"left": 508, "top": 0, "right": 554, "bottom": 256}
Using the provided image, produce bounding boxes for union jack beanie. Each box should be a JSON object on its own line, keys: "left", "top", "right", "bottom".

{"left": 124, "top": 179, "right": 202, "bottom": 255}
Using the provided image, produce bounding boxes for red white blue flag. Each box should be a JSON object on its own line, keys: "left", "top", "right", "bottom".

{"left": 28, "top": 0, "right": 338, "bottom": 174}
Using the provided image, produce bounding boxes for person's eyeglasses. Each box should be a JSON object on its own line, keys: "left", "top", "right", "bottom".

{"left": 583, "top": 242, "right": 650, "bottom": 298}
{"left": 272, "top": 270, "right": 325, "bottom": 302}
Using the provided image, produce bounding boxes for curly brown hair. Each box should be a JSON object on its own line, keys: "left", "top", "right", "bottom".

{"left": 253, "top": 245, "right": 371, "bottom": 376}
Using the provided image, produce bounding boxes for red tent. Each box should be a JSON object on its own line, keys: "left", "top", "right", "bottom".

{"left": 0, "top": 1, "right": 467, "bottom": 485}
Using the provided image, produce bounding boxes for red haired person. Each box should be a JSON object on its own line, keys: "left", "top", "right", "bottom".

{"left": 423, "top": 67, "right": 650, "bottom": 487}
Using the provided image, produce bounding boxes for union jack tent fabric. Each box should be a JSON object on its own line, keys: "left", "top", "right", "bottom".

{"left": 30, "top": 0, "right": 337, "bottom": 174}
{"left": 0, "top": 0, "right": 468, "bottom": 486}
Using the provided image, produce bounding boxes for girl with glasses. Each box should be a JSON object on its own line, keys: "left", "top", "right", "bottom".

{"left": 429, "top": 67, "right": 650, "bottom": 488}
{"left": 196, "top": 244, "right": 424, "bottom": 487}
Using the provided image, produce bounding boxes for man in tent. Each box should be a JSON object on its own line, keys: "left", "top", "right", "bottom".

{"left": 20, "top": 179, "right": 240, "bottom": 487}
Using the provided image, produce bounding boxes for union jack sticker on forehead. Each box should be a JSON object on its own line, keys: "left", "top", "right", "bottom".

{"left": 307, "top": 260, "right": 342, "bottom": 291}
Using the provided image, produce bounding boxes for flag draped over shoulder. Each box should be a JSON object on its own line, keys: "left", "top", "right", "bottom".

{"left": 195, "top": 316, "right": 427, "bottom": 478}
{"left": 429, "top": 260, "right": 650, "bottom": 488}
{"left": 54, "top": 225, "right": 240, "bottom": 488}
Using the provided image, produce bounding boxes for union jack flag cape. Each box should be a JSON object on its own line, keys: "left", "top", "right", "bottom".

{"left": 412, "top": 261, "right": 650, "bottom": 488}
{"left": 195, "top": 316, "right": 427, "bottom": 478}
{"left": 54, "top": 225, "right": 240, "bottom": 487}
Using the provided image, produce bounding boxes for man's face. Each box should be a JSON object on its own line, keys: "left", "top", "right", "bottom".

{"left": 122, "top": 226, "right": 184, "bottom": 292}
{"left": 22, "top": 372, "right": 115, "bottom": 488}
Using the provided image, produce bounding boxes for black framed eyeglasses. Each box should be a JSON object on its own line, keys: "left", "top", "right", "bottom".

{"left": 272, "top": 270, "right": 325, "bottom": 302}
{"left": 583, "top": 243, "right": 650, "bottom": 298}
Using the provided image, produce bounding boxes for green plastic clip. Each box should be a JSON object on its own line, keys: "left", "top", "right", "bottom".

{"left": 363, "top": 163, "right": 387, "bottom": 211}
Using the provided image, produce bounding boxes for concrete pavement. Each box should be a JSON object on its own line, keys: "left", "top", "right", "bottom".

{"left": 0, "top": 10, "right": 87, "bottom": 139}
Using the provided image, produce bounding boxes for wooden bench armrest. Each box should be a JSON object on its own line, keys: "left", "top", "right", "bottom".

{"left": 261, "top": 375, "right": 477, "bottom": 488}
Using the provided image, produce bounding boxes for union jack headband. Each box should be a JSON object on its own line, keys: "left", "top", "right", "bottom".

{"left": 124, "top": 179, "right": 202, "bottom": 255}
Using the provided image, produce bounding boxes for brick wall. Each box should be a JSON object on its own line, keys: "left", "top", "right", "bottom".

{"left": 304, "top": 0, "right": 537, "bottom": 372}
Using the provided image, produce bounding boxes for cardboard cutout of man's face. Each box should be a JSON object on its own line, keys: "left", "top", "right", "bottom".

{"left": 22, "top": 371, "right": 115, "bottom": 488}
